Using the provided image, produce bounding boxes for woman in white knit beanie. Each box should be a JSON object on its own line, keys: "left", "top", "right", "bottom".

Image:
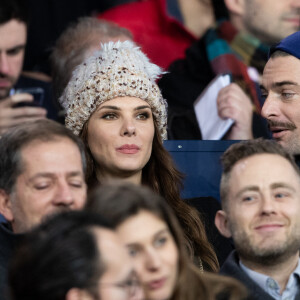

{"left": 60, "top": 41, "right": 218, "bottom": 272}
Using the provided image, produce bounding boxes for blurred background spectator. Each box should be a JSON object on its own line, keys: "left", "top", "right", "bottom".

{"left": 158, "top": 0, "right": 300, "bottom": 139}
{"left": 50, "top": 17, "right": 132, "bottom": 120}
{"left": 97, "top": 0, "right": 228, "bottom": 69}
{"left": 23, "top": 0, "right": 135, "bottom": 75}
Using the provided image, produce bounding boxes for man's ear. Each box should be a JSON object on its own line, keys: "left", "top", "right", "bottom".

{"left": 224, "top": 0, "right": 245, "bottom": 15}
{"left": 66, "top": 288, "right": 93, "bottom": 300}
{"left": 215, "top": 210, "right": 232, "bottom": 238}
{"left": 0, "top": 189, "right": 13, "bottom": 222}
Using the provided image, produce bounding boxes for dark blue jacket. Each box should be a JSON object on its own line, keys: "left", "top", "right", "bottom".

{"left": 221, "top": 251, "right": 300, "bottom": 300}
{"left": 0, "top": 223, "right": 22, "bottom": 300}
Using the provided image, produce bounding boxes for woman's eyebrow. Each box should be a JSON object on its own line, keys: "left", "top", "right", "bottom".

{"left": 98, "top": 105, "right": 120, "bottom": 111}
{"left": 134, "top": 105, "right": 151, "bottom": 111}
{"left": 153, "top": 228, "right": 169, "bottom": 239}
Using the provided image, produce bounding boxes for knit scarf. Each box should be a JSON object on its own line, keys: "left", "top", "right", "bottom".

{"left": 204, "top": 20, "right": 270, "bottom": 113}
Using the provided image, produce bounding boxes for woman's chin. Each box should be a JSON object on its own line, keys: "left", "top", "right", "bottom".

{"left": 98, "top": 165, "right": 143, "bottom": 183}
{"left": 146, "top": 289, "right": 172, "bottom": 300}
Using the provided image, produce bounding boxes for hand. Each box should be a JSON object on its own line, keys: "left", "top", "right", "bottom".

{"left": 0, "top": 93, "right": 47, "bottom": 135}
{"left": 217, "top": 83, "right": 253, "bottom": 140}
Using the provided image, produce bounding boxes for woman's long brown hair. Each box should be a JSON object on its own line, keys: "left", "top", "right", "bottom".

{"left": 87, "top": 182, "right": 246, "bottom": 300}
{"left": 81, "top": 117, "right": 219, "bottom": 272}
{"left": 142, "top": 123, "right": 219, "bottom": 272}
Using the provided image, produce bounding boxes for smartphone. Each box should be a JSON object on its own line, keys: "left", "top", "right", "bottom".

{"left": 12, "top": 87, "right": 45, "bottom": 107}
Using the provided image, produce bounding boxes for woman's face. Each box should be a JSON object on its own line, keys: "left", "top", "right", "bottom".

{"left": 87, "top": 97, "right": 155, "bottom": 181}
{"left": 117, "top": 210, "right": 179, "bottom": 300}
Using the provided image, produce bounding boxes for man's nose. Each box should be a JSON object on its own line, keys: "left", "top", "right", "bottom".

{"left": 261, "top": 95, "right": 281, "bottom": 119}
{"left": 0, "top": 52, "right": 10, "bottom": 75}
{"left": 260, "top": 194, "right": 277, "bottom": 216}
{"left": 52, "top": 182, "right": 74, "bottom": 206}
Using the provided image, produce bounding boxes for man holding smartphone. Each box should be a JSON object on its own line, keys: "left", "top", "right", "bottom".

{"left": 0, "top": 0, "right": 57, "bottom": 135}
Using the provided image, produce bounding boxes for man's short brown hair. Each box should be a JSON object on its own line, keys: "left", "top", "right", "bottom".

{"left": 220, "top": 138, "right": 300, "bottom": 211}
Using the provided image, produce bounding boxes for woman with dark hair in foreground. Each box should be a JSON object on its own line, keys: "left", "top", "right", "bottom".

{"left": 86, "top": 181, "right": 247, "bottom": 300}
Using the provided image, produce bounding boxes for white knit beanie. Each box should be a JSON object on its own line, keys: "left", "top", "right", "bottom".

{"left": 59, "top": 40, "right": 168, "bottom": 140}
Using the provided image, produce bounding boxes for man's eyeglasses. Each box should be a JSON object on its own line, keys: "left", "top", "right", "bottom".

{"left": 100, "top": 276, "right": 141, "bottom": 297}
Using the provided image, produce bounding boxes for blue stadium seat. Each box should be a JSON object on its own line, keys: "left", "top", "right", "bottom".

{"left": 0, "top": 214, "right": 6, "bottom": 223}
{"left": 164, "top": 140, "right": 239, "bottom": 201}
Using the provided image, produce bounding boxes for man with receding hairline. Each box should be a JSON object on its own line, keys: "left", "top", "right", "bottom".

{"left": 0, "top": 119, "right": 87, "bottom": 299}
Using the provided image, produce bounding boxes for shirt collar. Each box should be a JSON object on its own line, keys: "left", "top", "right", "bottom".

{"left": 239, "top": 260, "right": 269, "bottom": 292}
{"left": 239, "top": 258, "right": 300, "bottom": 295}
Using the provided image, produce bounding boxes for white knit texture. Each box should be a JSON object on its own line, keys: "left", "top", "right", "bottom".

{"left": 60, "top": 41, "right": 168, "bottom": 140}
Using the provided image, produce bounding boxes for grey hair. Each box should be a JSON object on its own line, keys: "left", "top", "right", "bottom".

{"left": 51, "top": 17, "right": 132, "bottom": 101}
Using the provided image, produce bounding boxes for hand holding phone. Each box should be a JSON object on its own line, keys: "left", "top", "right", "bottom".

{"left": 0, "top": 88, "right": 47, "bottom": 135}
{"left": 11, "top": 87, "right": 44, "bottom": 107}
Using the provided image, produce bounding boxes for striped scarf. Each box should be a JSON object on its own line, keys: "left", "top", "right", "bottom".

{"left": 205, "top": 20, "right": 269, "bottom": 113}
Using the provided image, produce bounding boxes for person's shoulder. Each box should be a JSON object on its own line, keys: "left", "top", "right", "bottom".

{"left": 220, "top": 251, "right": 240, "bottom": 275}
{"left": 220, "top": 252, "right": 276, "bottom": 300}
{"left": 295, "top": 290, "right": 300, "bottom": 300}
{"left": 0, "top": 222, "right": 17, "bottom": 263}
{"left": 160, "top": 32, "right": 213, "bottom": 90}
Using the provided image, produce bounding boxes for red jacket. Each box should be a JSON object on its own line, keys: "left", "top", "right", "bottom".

{"left": 97, "top": 0, "right": 196, "bottom": 70}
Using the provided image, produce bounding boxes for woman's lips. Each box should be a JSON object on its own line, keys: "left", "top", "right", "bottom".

{"left": 147, "top": 277, "right": 167, "bottom": 290}
{"left": 116, "top": 144, "right": 140, "bottom": 154}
